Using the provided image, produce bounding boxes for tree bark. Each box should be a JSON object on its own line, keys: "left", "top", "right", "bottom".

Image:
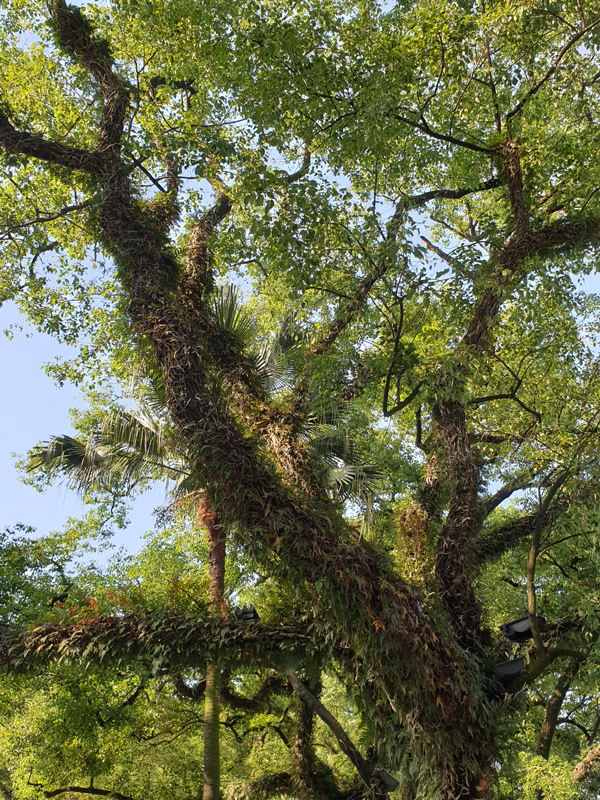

{"left": 203, "top": 662, "right": 221, "bottom": 800}
{"left": 293, "top": 689, "right": 315, "bottom": 800}
{"left": 537, "top": 659, "right": 580, "bottom": 760}
{"left": 434, "top": 399, "right": 482, "bottom": 652}
{"left": 287, "top": 670, "right": 371, "bottom": 789}
{"left": 572, "top": 744, "right": 600, "bottom": 782}
{"left": 9, "top": 7, "right": 599, "bottom": 798}
{"left": 199, "top": 498, "right": 226, "bottom": 800}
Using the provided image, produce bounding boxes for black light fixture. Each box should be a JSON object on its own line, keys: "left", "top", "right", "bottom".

{"left": 235, "top": 604, "right": 260, "bottom": 621}
{"left": 499, "top": 615, "right": 546, "bottom": 643}
{"left": 373, "top": 766, "right": 399, "bottom": 792}
{"left": 485, "top": 658, "right": 525, "bottom": 700}
{"left": 495, "top": 657, "right": 524, "bottom": 688}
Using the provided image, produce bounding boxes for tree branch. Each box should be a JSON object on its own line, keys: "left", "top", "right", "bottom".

{"left": 395, "top": 113, "right": 497, "bottom": 154}
{"left": 287, "top": 670, "right": 371, "bottom": 788}
{"left": 185, "top": 192, "right": 232, "bottom": 289}
{"left": 557, "top": 717, "right": 591, "bottom": 739}
{"left": 469, "top": 383, "right": 541, "bottom": 423}
{"left": 311, "top": 177, "right": 502, "bottom": 357}
{"left": 420, "top": 235, "right": 462, "bottom": 270}
{"left": 381, "top": 298, "right": 424, "bottom": 417}
{"left": 0, "top": 109, "right": 102, "bottom": 174}
{"left": 307, "top": 176, "right": 502, "bottom": 359}
{"left": 174, "top": 674, "right": 207, "bottom": 701}
{"left": 506, "top": 16, "right": 600, "bottom": 128}
{"left": 7, "top": 614, "right": 312, "bottom": 673}
{"left": 483, "top": 473, "right": 535, "bottom": 516}
{"left": 97, "top": 682, "right": 145, "bottom": 725}
{"left": 221, "top": 672, "right": 288, "bottom": 711}
{"left": 2, "top": 201, "right": 92, "bottom": 234}
{"left": 528, "top": 472, "right": 569, "bottom": 656}
{"left": 42, "top": 787, "right": 135, "bottom": 800}
{"left": 463, "top": 217, "right": 593, "bottom": 349}
{"left": 573, "top": 744, "right": 600, "bottom": 782}
{"left": 503, "top": 141, "right": 529, "bottom": 234}
{"left": 476, "top": 514, "right": 537, "bottom": 560}
{"left": 400, "top": 176, "right": 502, "bottom": 209}
{"left": 127, "top": 153, "right": 168, "bottom": 193}
{"left": 537, "top": 658, "right": 580, "bottom": 760}
{"left": 478, "top": 486, "right": 570, "bottom": 561}
{"left": 383, "top": 380, "right": 424, "bottom": 418}
{"left": 48, "top": 0, "right": 130, "bottom": 152}
{"left": 282, "top": 146, "right": 311, "bottom": 184}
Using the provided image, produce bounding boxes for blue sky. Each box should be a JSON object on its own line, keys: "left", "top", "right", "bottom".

{"left": 0, "top": 301, "right": 164, "bottom": 554}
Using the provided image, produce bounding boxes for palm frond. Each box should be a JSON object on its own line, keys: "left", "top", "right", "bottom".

{"left": 306, "top": 427, "right": 382, "bottom": 502}
{"left": 273, "top": 313, "right": 304, "bottom": 354}
{"left": 97, "top": 409, "right": 164, "bottom": 458}
{"left": 252, "top": 314, "right": 304, "bottom": 393}
{"left": 252, "top": 342, "right": 293, "bottom": 393}
{"left": 28, "top": 405, "right": 193, "bottom": 497}
{"left": 94, "top": 408, "right": 189, "bottom": 486}
{"left": 327, "top": 464, "right": 383, "bottom": 502}
{"left": 28, "top": 435, "right": 109, "bottom": 493}
{"left": 307, "top": 426, "right": 361, "bottom": 462}
{"left": 213, "top": 285, "right": 255, "bottom": 345}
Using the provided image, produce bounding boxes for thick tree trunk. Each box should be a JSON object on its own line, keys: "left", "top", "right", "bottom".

{"left": 291, "top": 675, "right": 330, "bottom": 800}
{"left": 7, "top": 9, "right": 573, "bottom": 795}
{"left": 288, "top": 670, "right": 372, "bottom": 795}
{"left": 199, "top": 500, "right": 226, "bottom": 610}
{"left": 435, "top": 398, "right": 482, "bottom": 653}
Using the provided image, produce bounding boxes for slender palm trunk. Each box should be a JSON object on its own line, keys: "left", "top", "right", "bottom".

{"left": 203, "top": 662, "right": 221, "bottom": 800}
{"left": 199, "top": 499, "right": 226, "bottom": 800}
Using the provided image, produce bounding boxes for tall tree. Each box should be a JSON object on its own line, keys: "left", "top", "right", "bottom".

{"left": 3, "top": 0, "right": 600, "bottom": 797}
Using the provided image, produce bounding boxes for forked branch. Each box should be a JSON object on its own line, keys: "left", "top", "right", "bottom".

{"left": 311, "top": 176, "right": 502, "bottom": 356}
{"left": 47, "top": 0, "right": 130, "bottom": 151}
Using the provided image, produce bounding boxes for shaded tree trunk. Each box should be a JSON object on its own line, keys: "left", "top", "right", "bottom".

{"left": 292, "top": 676, "right": 326, "bottom": 800}
{"left": 537, "top": 659, "right": 579, "bottom": 760}
{"left": 200, "top": 499, "right": 226, "bottom": 611}
{"left": 199, "top": 499, "right": 226, "bottom": 800}
{"left": 11, "top": 8, "right": 597, "bottom": 797}
{"left": 434, "top": 398, "right": 482, "bottom": 653}
{"left": 293, "top": 692, "right": 315, "bottom": 800}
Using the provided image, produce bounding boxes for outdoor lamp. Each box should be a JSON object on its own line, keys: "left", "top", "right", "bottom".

{"left": 494, "top": 657, "right": 524, "bottom": 687}
{"left": 373, "top": 766, "right": 399, "bottom": 791}
{"left": 235, "top": 604, "right": 260, "bottom": 621}
{"left": 499, "top": 615, "right": 546, "bottom": 643}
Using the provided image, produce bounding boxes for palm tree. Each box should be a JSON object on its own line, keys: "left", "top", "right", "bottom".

{"left": 29, "top": 403, "right": 227, "bottom": 800}
{"left": 28, "top": 285, "right": 381, "bottom": 800}
{"left": 213, "top": 286, "right": 382, "bottom": 508}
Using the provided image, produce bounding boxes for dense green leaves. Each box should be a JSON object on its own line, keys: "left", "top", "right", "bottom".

{"left": 3, "top": 0, "right": 600, "bottom": 797}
